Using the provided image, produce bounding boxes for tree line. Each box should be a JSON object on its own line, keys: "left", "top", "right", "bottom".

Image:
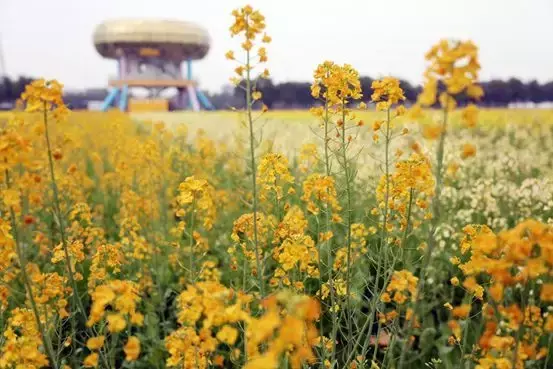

{"left": 1, "top": 75, "right": 553, "bottom": 110}
{"left": 224, "top": 77, "right": 553, "bottom": 109}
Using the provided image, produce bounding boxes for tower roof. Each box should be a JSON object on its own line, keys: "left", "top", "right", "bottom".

{"left": 93, "top": 19, "right": 210, "bottom": 61}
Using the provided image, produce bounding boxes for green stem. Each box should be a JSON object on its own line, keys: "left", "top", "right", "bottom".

{"left": 188, "top": 196, "right": 196, "bottom": 281}
{"left": 42, "top": 105, "right": 86, "bottom": 317}
{"left": 323, "top": 101, "right": 338, "bottom": 365}
{"left": 341, "top": 101, "right": 354, "bottom": 358}
{"left": 245, "top": 26, "right": 264, "bottom": 298}
{"left": 401, "top": 188, "right": 415, "bottom": 248}
{"left": 398, "top": 102, "right": 449, "bottom": 369}
{"left": 544, "top": 334, "right": 553, "bottom": 369}
{"left": 4, "top": 170, "right": 59, "bottom": 369}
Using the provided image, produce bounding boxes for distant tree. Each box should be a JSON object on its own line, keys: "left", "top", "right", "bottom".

{"left": 1, "top": 74, "right": 552, "bottom": 109}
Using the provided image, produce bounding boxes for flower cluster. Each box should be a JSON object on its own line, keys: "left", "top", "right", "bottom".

{"left": 87, "top": 279, "right": 144, "bottom": 330}
{"left": 381, "top": 269, "right": 419, "bottom": 305}
{"left": 301, "top": 174, "right": 342, "bottom": 221}
{"left": 20, "top": 79, "right": 70, "bottom": 121}
{"left": 0, "top": 308, "right": 49, "bottom": 368}
{"left": 227, "top": 5, "right": 271, "bottom": 87}
{"left": 257, "top": 153, "right": 295, "bottom": 202}
{"left": 244, "top": 291, "right": 320, "bottom": 369}
{"left": 311, "top": 61, "right": 363, "bottom": 115}
{"left": 175, "top": 176, "right": 217, "bottom": 231}
{"left": 376, "top": 153, "right": 435, "bottom": 232}
{"left": 165, "top": 281, "right": 251, "bottom": 369}
{"left": 271, "top": 206, "right": 319, "bottom": 290}
{"left": 451, "top": 220, "right": 553, "bottom": 367}
{"left": 371, "top": 77, "right": 406, "bottom": 111}
{"left": 229, "top": 212, "right": 276, "bottom": 274}
{"left": 417, "top": 39, "right": 483, "bottom": 113}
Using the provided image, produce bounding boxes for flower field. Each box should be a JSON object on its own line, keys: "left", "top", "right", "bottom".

{"left": 2, "top": 5, "right": 553, "bottom": 369}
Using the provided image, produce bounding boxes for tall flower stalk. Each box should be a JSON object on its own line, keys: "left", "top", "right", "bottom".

{"left": 3, "top": 169, "right": 59, "bottom": 369}
{"left": 311, "top": 61, "right": 363, "bottom": 361}
{"left": 228, "top": 5, "right": 271, "bottom": 296}
{"left": 21, "top": 81, "right": 85, "bottom": 319}
{"left": 398, "top": 39, "right": 482, "bottom": 368}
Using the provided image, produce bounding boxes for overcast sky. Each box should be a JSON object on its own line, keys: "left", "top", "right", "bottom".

{"left": 1, "top": 0, "right": 552, "bottom": 93}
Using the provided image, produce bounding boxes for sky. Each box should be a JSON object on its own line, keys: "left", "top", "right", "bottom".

{"left": 1, "top": 0, "right": 552, "bottom": 93}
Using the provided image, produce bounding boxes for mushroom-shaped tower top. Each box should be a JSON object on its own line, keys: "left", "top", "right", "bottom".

{"left": 93, "top": 19, "right": 210, "bottom": 61}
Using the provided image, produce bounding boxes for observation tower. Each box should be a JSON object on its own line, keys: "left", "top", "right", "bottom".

{"left": 93, "top": 19, "right": 214, "bottom": 112}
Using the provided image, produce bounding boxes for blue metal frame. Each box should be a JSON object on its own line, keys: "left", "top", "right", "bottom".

{"left": 197, "top": 90, "right": 214, "bottom": 110}
{"left": 101, "top": 88, "right": 119, "bottom": 111}
{"left": 118, "top": 85, "right": 129, "bottom": 111}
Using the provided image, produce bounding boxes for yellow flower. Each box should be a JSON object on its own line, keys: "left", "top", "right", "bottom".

{"left": 225, "top": 50, "right": 235, "bottom": 60}
{"left": 460, "top": 143, "right": 476, "bottom": 159}
{"left": 450, "top": 277, "right": 460, "bottom": 286}
{"left": 489, "top": 282, "right": 504, "bottom": 302}
{"left": 216, "top": 325, "right": 239, "bottom": 345}
{"left": 421, "top": 123, "right": 443, "bottom": 140}
{"left": 124, "top": 336, "right": 141, "bottom": 361}
{"left": 461, "top": 103, "right": 479, "bottom": 127}
{"left": 452, "top": 304, "right": 471, "bottom": 319}
{"left": 444, "top": 302, "right": 453, "bottom": 310}
{"left": 466, "top": 84, "right": 484, "bottom": 99}
{"left": 258, "top": 47, "right": 268, "bottom": 62}
{"left": 395, "top": 105, "right": 406, "bottom": 116}
{"left": 86, "top": 336, "right": 105, "bottom": 351}
{"left": 83, "top": 353, "right": 99, "bottom": 368}
{"left": 462, "top": 277, "right": 484, "bottom": 300}
{"left": 540, "top": 283, "right": 553, "bottom": 302}
{"left": 244, "top": 353, "right": 278, "bottom": 369}
{"left": 252, "top": 91, "right": 262, "bottom": 101}
{"left": 371, "top": 77, "right": 405, "bottom": 106}
{"left": 107, "top": 313, "right": 127, "bottom": 333}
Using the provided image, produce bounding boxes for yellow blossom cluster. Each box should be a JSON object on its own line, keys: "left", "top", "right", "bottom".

{"left": 87, "top": 279, "right": 144, "bottom": 331}
{"left": 165, "top": 281, "right": 251, "bottom": 369}
{"left": 381, "top": 269, "right": 418, "bottom": 305}
{"left": 175, "top": 176, "right": 217, "bottom": 231}
{"left": 88, "top": 243, "right": 125, "bottom": 291}
{"left": 371, "top": 77, "right": 406, "bottom": 111}
{"left": 451, "top": 220, "right": 553, "bottom": 367}
{"left": 301, "top": 174, "right": 342, "bottom": 221}
{"left": 257, "top": 153, "right": 295, "bottom": 202}
{"left": 227, "top": 5, "right": 271, "bottom": 87}
{"left": 0, "top": 308, "right": 49, "bottom": 368}
{"left": 20, "top": 79, "right": 70, "bottom": 121}
{"left": 244, "top": 291, "right": 320, "bottom": 369}
{"left": 27, "top": 264, "right": 71, "bottom": 319}
{"left": 376, "top": 153, "right": 435, "bottom": 232}
{"left": 416, "top": 39, "right": 483, "bottom": 123}
{"left": 311, "top": 61, "right": 363, "bottom": 117}
{"left": 0, "top": 219, "right": 16, "bottom": 308}
{"left": 271, "top": 206, "right": 319, "bottom": 290}
{"left": 370, "top": 77, "right": 406, "bottom": 143}
{"left": 298, "top": 143, "right": 319, "bottom": 174}
{"left": 229, "top": 212, "right": 276, "bottom": 274}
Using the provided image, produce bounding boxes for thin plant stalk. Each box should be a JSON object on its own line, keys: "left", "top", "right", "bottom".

{"left": 4, "top": 170, "right": 59, "bottom": 369}
{"left": 42, "top": 105, "right": 86, "bottom": 317}
{"left": 344, "top": 106, "right": 395, "bottom": 367}
{"left": 188, "top": 196, "right": 196, "bottom": 281}
{"left": 323, "top": 101, "right": 339, "bottom": 365}
{"left": 340, "top": 101, "right": 354, "bottom": 357}
{"left": 245, "top": 22, "right": 264, "bottom": 298}
{"left": 398, "top": 101, "right": 449, "bottom": 368}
